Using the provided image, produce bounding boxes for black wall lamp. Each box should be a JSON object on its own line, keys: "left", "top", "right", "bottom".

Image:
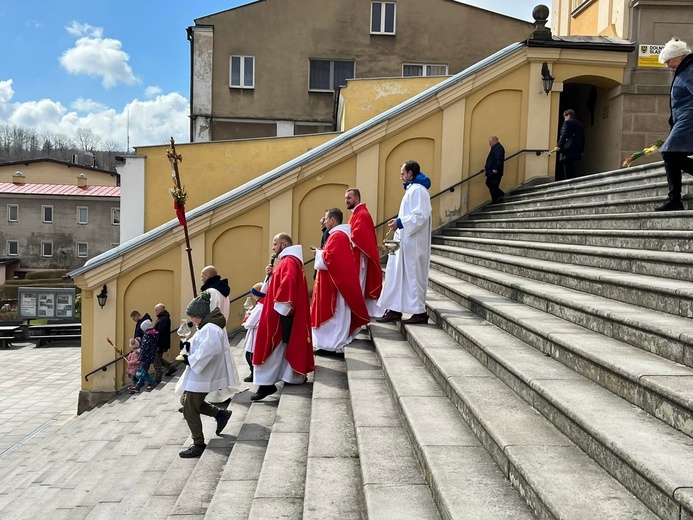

{"left": 96, "top": 285, "right": 108, "bottom": 309}
{"left": 541, "top": 62, "right": 555, "bottom": 95}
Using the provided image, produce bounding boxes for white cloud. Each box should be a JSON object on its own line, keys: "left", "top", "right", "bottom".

{"left": 71, "top": 98, "right": 108, "bottom": 112}
{"left": 65, "top": 21, "right": 102, "bottom": 38}
{"left": 25, "top": 20, "right": 43, "bottom": 29}
{"left": 60, "top": 21, "right": 138, "bottom": 88}
{"left": 0, "top": 79, "right": 14, "bottom": 104}
{"left": 145, "top": 86, "right": 163, "bottom": 98}
{"left": 0, "top": 84, "right": 188, "bottom": 149}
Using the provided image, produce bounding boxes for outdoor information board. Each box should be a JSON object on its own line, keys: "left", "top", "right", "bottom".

{"left": 18, "top": 287, "right": 76, "bottom": 319}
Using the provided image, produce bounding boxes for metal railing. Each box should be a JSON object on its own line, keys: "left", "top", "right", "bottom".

{"left": 85, "top": 354, "right": 128, "bottom": 381}
{"left": 227, "top": 148, "right": 548, "bottom": 306}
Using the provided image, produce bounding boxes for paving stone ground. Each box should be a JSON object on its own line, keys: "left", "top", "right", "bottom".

{"left": 0, "top": 343, "right": 81, "bottom": 455}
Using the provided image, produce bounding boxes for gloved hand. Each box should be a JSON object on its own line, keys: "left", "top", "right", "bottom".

{"left": 281, "top": 315, "right": 294, "bottom": 344}
{"left": 182, "top": 354, "right": 190, "bottom": 366}
{"left": 180, "top": 340, "right": 190, "bottom": 351}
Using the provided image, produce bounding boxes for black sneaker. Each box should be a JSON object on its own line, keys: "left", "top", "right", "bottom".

{"left": 215, "top": 409, "right": 232, "bottom": 435}
{"left": 243, "top": 373, "right": 253, "bottom": 383}
{"left": 250, "top": 384, "right": 277, "bottom": 401}
{"left": 179, "top": 443, "right": 206, "bottom": 458}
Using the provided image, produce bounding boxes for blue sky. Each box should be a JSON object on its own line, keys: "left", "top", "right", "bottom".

{"left": 0, "top": 0, "right": 540, "bottom": 149}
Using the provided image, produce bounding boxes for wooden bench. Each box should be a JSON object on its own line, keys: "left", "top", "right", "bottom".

{"left": 28, "top": 323, "right": 81, "bottom": 347}
{"left": 0, "top": 326, "right": 19, "bottom": 349}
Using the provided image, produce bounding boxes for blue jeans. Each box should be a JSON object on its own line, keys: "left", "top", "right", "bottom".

{"left": 137, "top": 363, "right": 156, "bottom": 387}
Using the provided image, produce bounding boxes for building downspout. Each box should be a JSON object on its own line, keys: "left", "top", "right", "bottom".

{"left": 187, "top": 26, "right": 195, "bottom": 143}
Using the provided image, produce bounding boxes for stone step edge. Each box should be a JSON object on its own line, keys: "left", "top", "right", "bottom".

{"left": 419, "top": 288, "right": 692, "bottom": 520}
{"left": 368, "top": 323, "right": 656, "bottom": 520}
{"left": 426, "top": 268, "right": 693, "bottom": 437}
{"left": 429, "top": 255, "right": 693, "bottom": 356}
{"left": 430, "top": 251, "right": 693, "bottom": 340}
{"left": 431, "top": 244, "right": 693, "bottom": 317}
{"left": 500, "top": 179, "right": 681, "bottom": 209}
{"left": 455, "top": 209, "right": 693, "bottom": 226}
{"left": 435, "top": 234, "right": 693, "bottom": 265}
{"left": 350, "top": 333, "right": 534, "bottom": 520}
{"left": 443, "top": 227, "right": 693, "bottom": 239}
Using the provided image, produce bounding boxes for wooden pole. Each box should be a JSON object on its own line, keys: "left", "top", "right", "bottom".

{"left": 167, "top": 137, "right": 197, "bottom": 297}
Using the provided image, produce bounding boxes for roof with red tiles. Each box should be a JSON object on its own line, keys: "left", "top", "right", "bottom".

{"left": 0, "top": 183, "right": 120, "bottom": 197}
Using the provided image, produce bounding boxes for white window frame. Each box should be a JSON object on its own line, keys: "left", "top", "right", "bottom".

{"left": 77, "top": 206, "right": 88, "bottom": 225}
{"left": 309, "top": 59, "right": 356, "bottom": 92}
{"left": 7, "top": 240, "right": 18, "bottom": 256}
{"left": 111, "top": 208, "right": 120, "bottom": 226}
{"left": 229, "top": 55, "right": 255, "bottom": 89}
{"left": 42, "top": 205, "right": 53, "bottom": 223}
{"left": 371, "top": 2, "right": 397, "bottom": 35}
{"left": 7, "top": 204, "right": 18, "bottom": 222}
{"left": 77, "top": 242, "right": 88, "bottom": 258}
{"left": 402, "top": 63, "right": 449, "bottom": 77}
{"left": 41, "top": 241, "right": 53, "bottom": 257}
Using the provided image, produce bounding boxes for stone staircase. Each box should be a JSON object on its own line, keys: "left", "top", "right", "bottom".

{"left": 368, "top": 162, "right": 693, "bottom": 520}
{"left": 3, "top": 161, "right": 693, "bottom": 519}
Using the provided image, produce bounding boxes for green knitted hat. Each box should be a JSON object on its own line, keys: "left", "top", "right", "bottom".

{"left": 186, "top": 291, "right": 211, "bottom": 318}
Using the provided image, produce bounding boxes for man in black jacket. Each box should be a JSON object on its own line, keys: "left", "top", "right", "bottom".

{"left": 554, "top": 109, "right": 585, "bottom": 180}
{"left": 485, "top": 136, "right": 505, "bottom": 203}
{"left": 153, "top": 303, "right": 175, "bottom": 381}
{"left": 130, "top": 310, "right": 151, "bottom": 340}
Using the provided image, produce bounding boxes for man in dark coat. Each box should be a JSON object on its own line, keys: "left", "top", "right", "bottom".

{"left": 654, "top": 38, "right": 693, "bottom": 212}
{"left": 130, "top": 310, "right": 151, "bottom": 340}
{"left": 484, "top": 136, "right": 505, "bottom": 203}
{"left": 553, "top": 109, "right": 585, "bottom": 180}
{"left": 153, "top": 303, "right": 174, "bottom": 381}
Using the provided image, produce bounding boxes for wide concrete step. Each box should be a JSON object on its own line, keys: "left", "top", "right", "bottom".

{"left": 505, "top": 166, "right": 668, "bottom": 202}
{"left": 431, "top": 244, "right": 693, "bottom": 317}
{"left": 248, "top": 381, "right": 312, "bottom": 519}
{"left": 429, "top": 251, "right": 693, "bottom": 362}
{"left": 479, "top": 194, "right": 690, "bottom": 219}
{"left": 441, "top": 226, "right": 693, "bottom": 253}
{"left": 433, "top": 235, "right": 693, "bottom": 282}
{"left": 345, "top": 339, "right": 443, "bottom": 520}
{"left": 369, "top": 322, "right": 658, "bottom": 520}
{"left": 426, "top": 263, "right": 693, "bottom": 437}
{"left": 205, "top": 392, "right": 281, "bottom": 519}
{"left": 454, "top": 210, "right": 693, "bottom": 231}
{"left": 419, "top": 288, "right": 693, "bottom": 520}
{"left": 304, "top": 350, "right": 366, "bottom": 520}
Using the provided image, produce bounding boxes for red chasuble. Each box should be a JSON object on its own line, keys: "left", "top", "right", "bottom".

{"left": 253, "top": 253, "right": 315, "bottom": 376}
{"left": 311, "top": 229, "right": 369, "bottom": 334}
{"left": 349, "top": 204, "right": 383, "bottom": 301}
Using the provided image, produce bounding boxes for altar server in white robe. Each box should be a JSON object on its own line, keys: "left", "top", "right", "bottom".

{"left": 241, "top": 282, "right": 266, "bottom": 382}
{"left": 311, "top": 208, "right": 369, "bottom": 352}
{"left": 377, "top": 160, "right": 432, "bottom": 325}
{"left": 175, "top": 291, "right": 238, "bottom": 458}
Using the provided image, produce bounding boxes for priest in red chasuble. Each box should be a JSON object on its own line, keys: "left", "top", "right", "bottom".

{"left": 311, "top": 208, "right": 369, "bottom": 352}
{"left": 345, "top": 188, "right": 384, "bottom": 318}
{"left": 252, "top": 233, "right": 315, "bottom": 401}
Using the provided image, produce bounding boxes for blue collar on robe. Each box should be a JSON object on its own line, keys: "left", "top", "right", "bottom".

{"left": 403, "top": 172, "right": 431, "bottom": 190}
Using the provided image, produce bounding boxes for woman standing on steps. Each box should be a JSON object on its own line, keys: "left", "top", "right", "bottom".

{"left": 655, "top": 38, "right": 693, "bottom": 212}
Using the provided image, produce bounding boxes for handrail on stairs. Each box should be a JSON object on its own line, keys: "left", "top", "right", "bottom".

{"left": 85, "top": 354, "right": 128, "bottom": 381}
{"left": 228, "top": 148, "right": 547, "bottom": 306}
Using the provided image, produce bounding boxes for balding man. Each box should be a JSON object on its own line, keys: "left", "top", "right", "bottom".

{"left": 153, "top": 303, "right": 174, "bottom": 381}
{"left": 200, "top": 265, "right": 231, "bottom": 320}
{"left": 252, "top": 233, "right": 315, "bottom": 401}
{"left": 484, "top": 136, "right": 505, "bottom": 203}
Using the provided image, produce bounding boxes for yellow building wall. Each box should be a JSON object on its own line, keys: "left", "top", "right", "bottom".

{"left": 341, "top": 77, "right": 447, "bottom": 131}
{"left": 0, "top": 162, "right": 118, "bottom": 186}
{"left": 570, "top": 1, "right": 600, "bottom": 35}
{"left": 138, "top": 134, "right": 333, "bottom": 232}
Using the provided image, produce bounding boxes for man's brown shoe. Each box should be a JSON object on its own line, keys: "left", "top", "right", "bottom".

{"left": 376, "top": 310, "right": 402, "bottom": 323}
{"left": 401, "top": 312, "right": 428, "bottom": 325}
